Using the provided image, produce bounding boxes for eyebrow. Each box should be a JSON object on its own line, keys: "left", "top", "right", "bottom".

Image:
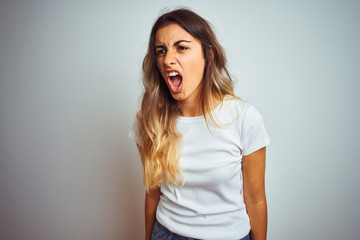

{"left": 155, "top": 40, "right": 191, "bottom": 49}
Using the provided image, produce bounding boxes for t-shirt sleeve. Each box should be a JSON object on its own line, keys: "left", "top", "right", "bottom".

{"left": 128, "top": 118, "right": 140, "bottom": 145}
{"left": 240, "top": 105, "right": 271, "bottom": 156}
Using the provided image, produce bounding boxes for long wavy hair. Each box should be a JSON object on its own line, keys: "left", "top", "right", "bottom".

{"left": 137, "top": 8, "right": 236, "bottom": 191}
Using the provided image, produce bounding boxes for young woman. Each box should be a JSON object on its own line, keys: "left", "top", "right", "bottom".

{"left": 131, "top": 8, "right": 270, "bottom": 240}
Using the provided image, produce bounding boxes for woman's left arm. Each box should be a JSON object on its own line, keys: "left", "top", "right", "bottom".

{"left": 242, "top": 147, "right": 267, "bottom": 240}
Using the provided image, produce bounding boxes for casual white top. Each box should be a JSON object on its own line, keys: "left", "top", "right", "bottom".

{"left": 131, "top": 97, "right": 270, "bottom": 240}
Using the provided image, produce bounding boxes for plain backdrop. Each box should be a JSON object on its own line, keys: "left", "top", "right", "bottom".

{"left": 1, "top": 0, "right": 359, "bottom": 239}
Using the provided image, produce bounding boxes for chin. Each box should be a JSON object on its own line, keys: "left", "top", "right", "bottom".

{"left": 170, "top": 92, "right": 185, "bottom": 101}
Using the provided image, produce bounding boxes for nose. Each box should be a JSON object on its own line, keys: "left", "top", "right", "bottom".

{"left": 164, "top": 50, "right": 176, "bottom": 66}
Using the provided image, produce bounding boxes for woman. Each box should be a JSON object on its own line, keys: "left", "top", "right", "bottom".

{"left": 132, "top": 8, "right": 270, "bottom": 240}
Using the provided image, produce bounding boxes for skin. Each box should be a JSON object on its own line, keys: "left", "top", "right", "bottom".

{"left": 145, "top": 23, "right": 268, "bottom": 240}
{"left": 155, "top": 23, "right": 206, "bottom": 117}
{"left": 144, "top": 187, "right": 161, "bottom": 240}
{"left": 242, "top": 147, "right": 268, "bottom": 240}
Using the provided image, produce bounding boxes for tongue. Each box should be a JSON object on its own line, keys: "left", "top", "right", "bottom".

{"left": 171, "top": 76, "right": 182, "bottom": 87}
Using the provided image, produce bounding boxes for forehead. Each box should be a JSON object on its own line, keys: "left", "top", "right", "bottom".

{"left": 154, "top": 23, "right": 198, "bottom": 45}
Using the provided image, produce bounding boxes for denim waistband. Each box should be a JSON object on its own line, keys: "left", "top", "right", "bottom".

{"left": 152, "top": 219, "right": 198, "bottom": 240}
{"left": 151, "top": 219, "right": 251, "bottom": 240}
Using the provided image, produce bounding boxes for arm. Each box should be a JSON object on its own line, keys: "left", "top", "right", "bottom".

{"left": 242, "top": 147, "right": 267, "bottom": 240}
{"left": 145, "top": 188, "right": 161, "bottom": 240}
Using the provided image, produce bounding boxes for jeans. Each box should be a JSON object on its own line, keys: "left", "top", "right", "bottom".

{"left": 151, "top": 219, "right": 251, "bottom": 240}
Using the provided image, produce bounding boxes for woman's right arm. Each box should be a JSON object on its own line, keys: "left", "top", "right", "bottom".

{"left": 145, "top": 187, "right": 161, "bottom": 240}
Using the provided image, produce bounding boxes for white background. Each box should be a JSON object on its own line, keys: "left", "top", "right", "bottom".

{"left": 1, "top": 0, "right": 359, "bottom": 239}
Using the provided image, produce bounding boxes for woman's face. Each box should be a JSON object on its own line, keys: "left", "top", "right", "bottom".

{"left": 155, "top": 23, "right": 206, "bottom": 103}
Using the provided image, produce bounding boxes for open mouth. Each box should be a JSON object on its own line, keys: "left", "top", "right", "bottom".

{"left": 167, "top": 71, "right": 182, "bottom": 93}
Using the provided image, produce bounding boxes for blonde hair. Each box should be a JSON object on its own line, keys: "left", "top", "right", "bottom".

{"left": 137, "top": 8, "right": 236, "bottom": 191}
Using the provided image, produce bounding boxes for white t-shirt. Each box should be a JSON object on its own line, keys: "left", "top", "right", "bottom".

{"left": 132, "top": 97, "right": 270, "bottom": 240}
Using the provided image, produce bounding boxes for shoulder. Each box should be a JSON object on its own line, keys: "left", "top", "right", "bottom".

{"left": 216, "top": 96, "right": 253, "bottom": 122}
{"left": 217, "top": 95, "right": 268, "bottom": 133}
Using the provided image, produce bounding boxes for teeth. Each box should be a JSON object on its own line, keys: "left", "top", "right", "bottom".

{"left": 168, "top": 72, "right": 179, "bottom": 77}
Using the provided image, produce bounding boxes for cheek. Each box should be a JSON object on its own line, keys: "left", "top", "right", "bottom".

{"left": 156, "top": 60, "right": 165, "bottom": 77}
{"left": 156, "top": 59, "right": 161, "bottom": 71}
{"left": 189, "top": 57, "right": 205, "bottom": 80}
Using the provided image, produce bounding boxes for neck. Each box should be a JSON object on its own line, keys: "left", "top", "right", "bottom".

{"left": 178, "top": 94, "right": 222, "bottom": 117}
{"left": 178, "top": 96, "right": 202, "bottom": 117}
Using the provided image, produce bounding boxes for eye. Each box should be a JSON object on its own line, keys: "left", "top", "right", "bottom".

{"left": 177, "top": 46, "right": 188, "bottom": 51}
{"left": 155, "top": 49, "right": 166, "bottom": 56}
